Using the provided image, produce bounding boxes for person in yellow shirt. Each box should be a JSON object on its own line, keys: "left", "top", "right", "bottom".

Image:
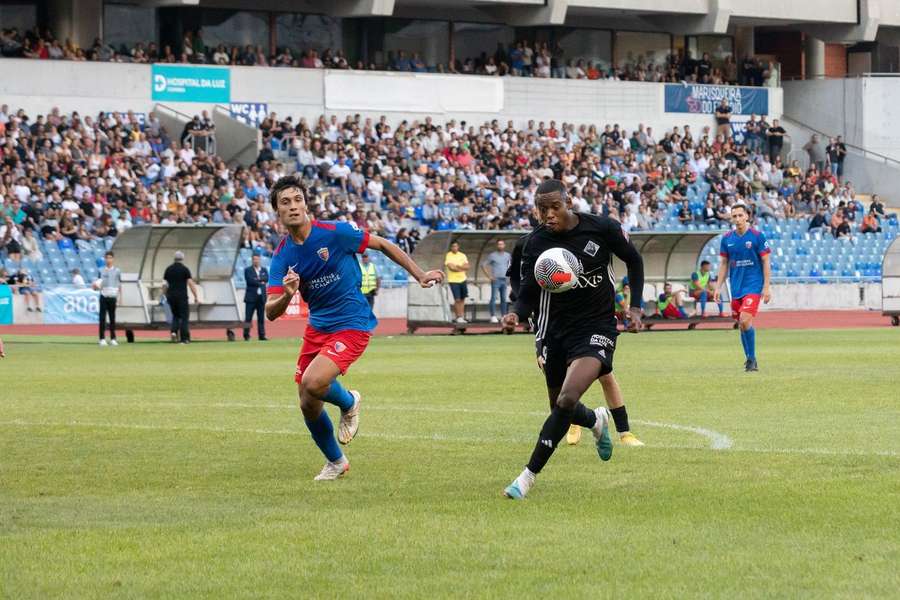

{"left": 444, "top": 241, "right": 469, "bottom": 323}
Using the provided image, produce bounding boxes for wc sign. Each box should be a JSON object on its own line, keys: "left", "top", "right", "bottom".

{"left": 229, "top": 103, "right": 268, "bottom": 127}
{"left": 151, "top": 65, "right": 231, "bottom": 103}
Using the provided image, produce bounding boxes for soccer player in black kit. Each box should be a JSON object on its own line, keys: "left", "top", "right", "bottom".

{"left": 502, "top": 180, "right": 645, "bottom": 499}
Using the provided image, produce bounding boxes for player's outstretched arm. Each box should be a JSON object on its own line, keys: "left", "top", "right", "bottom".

{"left": 367, "top": 234, "right": 443, "bottom": 287}
{"left": 265, "top": 266, "right": 300, "bottom": 321}
{"left": 606, "top": 223, "right": 645, "bottom": 332}
{"left": 713, "top": 256, "right": 729, "bottom": 303}
{"left": 761, "top": 253, "right": 772, "bottom": 303}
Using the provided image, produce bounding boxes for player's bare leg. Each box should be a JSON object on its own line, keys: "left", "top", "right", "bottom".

{"left": 599, "top": 373, "right": 644, "bottom": 446}
{"left": 505, "top": 358, "right": 611, "bottom": 499}
{"left": 299, "top": 356, "right": 350, "bottom": 480}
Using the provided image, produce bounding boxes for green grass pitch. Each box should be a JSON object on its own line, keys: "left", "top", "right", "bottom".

{"left": 1, "top": 329, "right": 898, "bottom": 598}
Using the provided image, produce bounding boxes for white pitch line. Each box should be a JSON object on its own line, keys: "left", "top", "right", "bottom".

{"left": 12, "top": 401, "right": 734, "bottom": 450}
{"left": 634, "top": 419, "right": 733, "bottom": 450}
{"left": 0, "top": 419, "right": 896, "bottom": 458}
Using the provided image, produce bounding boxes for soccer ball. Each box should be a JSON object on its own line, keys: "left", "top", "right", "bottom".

{"left": 534, "top": 248, "right": 582, "bottom": 293}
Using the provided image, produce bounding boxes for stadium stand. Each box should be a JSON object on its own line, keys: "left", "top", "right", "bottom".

{"left": 1, "top": 102, "right": 898, "bottom": 302}
{"left": 0, "top": 26, "right": 776, "bottom": 87}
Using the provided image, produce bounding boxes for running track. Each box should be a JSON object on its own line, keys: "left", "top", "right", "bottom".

{"left": 1, "top": 310, "right": 893, "bottom": 340}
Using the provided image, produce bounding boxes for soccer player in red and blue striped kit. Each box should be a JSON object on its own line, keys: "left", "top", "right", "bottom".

{"left": 713, "top": 204, "right": 772, "bottom": 372}
{"left": 265, "top": 176, "right": 443, "bottom": 480}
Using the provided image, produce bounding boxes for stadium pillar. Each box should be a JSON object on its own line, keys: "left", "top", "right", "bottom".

{"left": 735, "top": 26, "right": 754, "bottom": 59}
{"left": 47, "top": 0, "right": 102, "bottom": 50}
{"left": 806, "top": 35, "right": 826, "bottom": 79}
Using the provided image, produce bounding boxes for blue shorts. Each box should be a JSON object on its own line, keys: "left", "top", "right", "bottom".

{"left": 449, "top": 282, "right": 468, "bottom": 301}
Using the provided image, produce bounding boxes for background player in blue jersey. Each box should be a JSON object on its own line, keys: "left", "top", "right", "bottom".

{"left": 264, "top": 176, "right": 443, "bottom": 480}
{"left": 713, "top": 204, "right": 772, "bottom": 372}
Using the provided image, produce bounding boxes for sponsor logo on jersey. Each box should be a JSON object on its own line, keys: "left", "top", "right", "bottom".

{"left": 584, "top": 240, "right": 600, "bottom": 257}
{"left": 572, "top": 267, "right": 605, "bottom": 289}
{"left": 317, "top": 247, "right": 329, "bottom": 261}
{"left": 589, "top": 334, "right": 615, "bottom": 348}
{"left": 307, "top": 272, "right": 341, "bottom": 290}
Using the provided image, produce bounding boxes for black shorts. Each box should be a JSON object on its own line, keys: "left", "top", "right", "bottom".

{"left": 449, "top": 282, "right": 468, "bottom": 300}
{"left": 537, "top": 327, "right": 618, "bottom": 389}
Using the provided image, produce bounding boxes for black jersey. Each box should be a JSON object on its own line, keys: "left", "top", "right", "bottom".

{"left": 510, "top": 213, "right": 644, "bottom": 335}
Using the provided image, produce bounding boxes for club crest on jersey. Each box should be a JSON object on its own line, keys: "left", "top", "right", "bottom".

{"left": 317, "top": 247, "right": 329, "bottom": 261}
{"left": 745, "top": 241, "right": 753, "bottom": 249}
{"left": 584, "top": 240, "right": 600, "bottom": 257}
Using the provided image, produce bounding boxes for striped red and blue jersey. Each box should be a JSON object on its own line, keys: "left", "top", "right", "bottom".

{"left": 267, "top": 221, "right": 377, "bottom": 333}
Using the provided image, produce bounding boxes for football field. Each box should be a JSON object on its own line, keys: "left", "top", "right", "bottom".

{"left": 1, "top": 328, "right": 898, "bottom": 598}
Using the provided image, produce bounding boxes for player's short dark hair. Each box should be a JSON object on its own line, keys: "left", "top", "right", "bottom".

{"left": 269, "top": 175, "right": 309, "bottom": 211}
{"left": 536, "top": 179, "right": 567, "bottom": 199}
{"left": 700, "top": 260, "right": 710, "bottom": 267}
{"left": 731, "top": 203, "right": 749, "bottom": 214}
{"left": 105, "top": 251, "right": 114, "bottom": 258}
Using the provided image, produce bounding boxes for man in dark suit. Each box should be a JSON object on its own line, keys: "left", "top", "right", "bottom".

{"left": 242, "top": 252, "right": 268, "bottom": 341}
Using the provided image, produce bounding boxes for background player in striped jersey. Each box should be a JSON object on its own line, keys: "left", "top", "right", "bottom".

{"left": 265, "top": 176, "right": 443, "bottom": 480}
{"left": 713, "top": 204, "right": 772, "bottom": 372}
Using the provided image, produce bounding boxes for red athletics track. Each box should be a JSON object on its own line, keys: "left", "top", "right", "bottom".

{"left": 0, "top": 310, "right": 892, "bottom": 340}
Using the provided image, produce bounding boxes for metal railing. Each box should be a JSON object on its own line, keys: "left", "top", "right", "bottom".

{"left": 778, "top": 115, "right": 900, "bottom": 169}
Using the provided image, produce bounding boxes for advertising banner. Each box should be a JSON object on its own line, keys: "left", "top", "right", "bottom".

{"left": 229, "top": 102, "right": 268, "bottom": 127}
{"left": 0, "top": 284, "right": 12, "bottom": 324}
{"left": 43, "top": 286, "right": 99, "bottom": 324}
{"left": 151, "top": 64, "right": 230, "bottom": 103}
{"left": 664, "top": 84, "right": 768, "bottom": 115}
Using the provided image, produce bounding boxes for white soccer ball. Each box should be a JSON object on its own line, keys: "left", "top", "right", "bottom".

{"left": 534, "top": 247, "right": 582, "bottom": 293}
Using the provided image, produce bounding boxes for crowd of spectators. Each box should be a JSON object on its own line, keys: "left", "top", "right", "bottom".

{"left": 2, "top": 94, "right": 889, "bottom": 293}
{"left": 2, "top": 26, "right": 776, "bottom": 87}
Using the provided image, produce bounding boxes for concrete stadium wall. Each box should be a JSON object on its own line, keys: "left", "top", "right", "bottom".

{"left": 0, "top": 59, "right": 782, "bottom": 137}
{"left": 783, "top": 77, "right": 900, "bottom": 162}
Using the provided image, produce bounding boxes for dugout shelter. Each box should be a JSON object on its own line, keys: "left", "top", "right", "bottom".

{"left": 111, "top": 224, "right": 245, "bottom": 341}
{"left": 406, "top": 230, "right": 729, "bottom": 333}
{"left": 882, "top": 236, "right": 900, "bottom": 326}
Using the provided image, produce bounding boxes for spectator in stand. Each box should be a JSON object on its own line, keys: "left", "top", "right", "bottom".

{"left": 870, "top": 194, "right": 886, "bottom": 217}
{"left": 701, "top": 197, "right": 718, "bottom": 225}
{"left": 826, "top": 136, "right": 847, "bottom": 180}
{"left": 715, "top": 98, "right": 732, "bottom": 139}
{"left": 678, "top": 199, "right": 693, "bottom": 225}
{"left": 804, "top": 134, "right": 826, "bottom": 173}
{"left": 8, "top": 266, "right": 40, "bottom": 312}
{"left": 834, "top": 214, "right": 853, "bottom": 241}
{"left": 71, "top": 267, "right": 85, "bottom": 286}
{"left": 860, "top": 209, "right": 882, "bottom": 234}
{"left": 767, "top": 119, "right": 787, "bottom": 163}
